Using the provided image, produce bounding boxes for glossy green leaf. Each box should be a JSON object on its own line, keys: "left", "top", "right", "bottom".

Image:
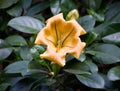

{"left": 0, "top": 83, "right": 10, "bottom": 91}
{"left": 30, "top": 78, "right": 56, "bottom": 90}
{"left": 34, "top": 14, "right": 45, "bottom": 22}
{"left": 31, "top": 45, "right": 45, "bottom": 54}
{"left": 65, "top": 59, "right": 98, "bottom": 74}
{"left": 78, "top": 15, "right": 95, "bottom": 32}
{"left": 77, "top": 53, "right": 86, "bottom": 62}
{"left": 8, "top": 16, "right": 45, "bottom": 34}
{"left": 65, "top": 54, "right": 74, "bottom": 62}
{"left": 8, "top": 77, "right": 24, "bottom": 86}
{"left": 94, "top": 2, "right": 120, "bottom": 37}
{"left": 7, "top": 2, "right": 22, "bottom": 17}
{"left": 31, "top": 85, "right": 49, "bottom": 91}
{"left": 64, "top": 69, "right": 91, "bottom": 75}
{"left": 51, "top": 63, "right": 61, "bottom": 77}
{"left": 50, "top": 0, "right": 61, "bottom": 15}
{"left": 28, "top": 59, "right": 49, "bottom": 70}
{"left": 107, "top": 66, "right": 120, "bottom": 81}
{"left": 0, "top": 0, "right": 19, "bottom": 9}
{"left": 81, "top": 0, "right": 102, "bottom": 10}
{"left": 102, "top": 32, "right": 120, "bottom": 45}
{"left": 30, "top": 77, "right": 55, "bottom": 90}
{"left": 21, "top": 0, "right": 32, "bottom": 9}
{"left": 26, "top": 1, "right": 49, "bottom": 16}
{"left": 0, "top": 39, "right": 13, "bottom": 61}
{"left": 87, "top": 9, "right": 104, "bottom": 22}
{"left": 27, "top": 60, "right": 48, "bottom": 75}
{"left": 105, "top": 2, "right": 120, "bottom": 22}
{"left": 0, "top": 39, "right": 10, "bottom": 48}
{"left": 20, "top": 46, "right": 33, "bottom": 61}
{"left": 0, "top": 48, "right": 12, "bottom": 60}
{"left": 76, "top": 73, "right": 105, "bottom": 88}
{"left": 87, "top": 50, "right": 120, "bottom": 64}
{"left": 85, "top": 31, "right": 98, "bottom": 46}
{"left": 85, "top": 61, "right": 98, "bottom": 73}
{"left": 65, "top": 61, "right": 90, "bottom": 72}
{"left": 9, "top": 78, "right": 37, "bottom": 91}
{"left": 65, "top": 61, "right": 97, "bottom": 74}
{"left": 30, "top": 45, "right": 45, "bottom": 59}
{"left": 5, "top": 35, "right": 27, "bottom": 46}
{"left": 28, "top": 60, "right": 43, "bottom": 70}
{"left": 4, "top": 61, "right": 30, "bottom": 74}
{"left": 94, "top": 23, "right": 120, "bottom": 37}
{"left": 60, "top": 0, "right": 77, "bottom": 16}
{"left": 86, "top": 44, "right": 120, "bottom": 64}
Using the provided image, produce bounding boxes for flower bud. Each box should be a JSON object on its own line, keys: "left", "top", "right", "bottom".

{"left": 66, "top": 9, "right": 79, "bottom": 20}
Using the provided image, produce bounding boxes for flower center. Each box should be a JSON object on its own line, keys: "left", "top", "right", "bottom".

{"left": 56, "top": 39, "right": 63, "bottom": 52}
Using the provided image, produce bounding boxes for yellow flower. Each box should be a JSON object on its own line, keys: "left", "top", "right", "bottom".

{"left": 35, "top": 13, "right": 86, "bottom": 67}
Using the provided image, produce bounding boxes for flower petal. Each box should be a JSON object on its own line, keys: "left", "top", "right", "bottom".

{"left": 69, "top": 19, "right": 86, "bottom": 35}
{"left": 40, "top": 46, "right": 66, "bottom": 67}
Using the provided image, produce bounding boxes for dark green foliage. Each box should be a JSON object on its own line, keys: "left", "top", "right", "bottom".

{"left": 0, "top": 0, "right": 120, "bottom": 91}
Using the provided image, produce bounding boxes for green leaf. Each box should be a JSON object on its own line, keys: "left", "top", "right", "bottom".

{"left": 64, "top": 69, "right": 91, "bottom": 75}
{"left": 30, "top": 79, "right": 55, "bottom": 91}
{"left": 87, "top": 50, "right": 120, "bottom": 64}
{"left": 52, "top": 63, "right": 61, "bottom": 77}
{"left": 76, "top": 73, "right": 105, "bottom": 88}
{"left": 78, "top": 15, "right": 95, "bottom": 32}
{"left": 0, "top": 48, "right": 12, "bottom": 60}
{"left": 31, "top": 85, "right": 49, "bottom": 91}
{"left": 84, "top": 31, "right": 98, "bottom": 46}
{"left": 0, "top": 40, "right": 13, "bottom": 61}
{"left": 77, "top": 53, "right": 86, "bottom": 62}
{"left": 50, "top": 0, "right": 61, "bottom": 15}
{"left": 87, "top": 9, "right": 104, "bottom": 22}
{"left": 33, "top": 14, "right": 45, "bottom": 22}
{"left": 8, "top": 16, "right": 45, "bottom": 34}
{"left": 30, "top": 45, "right": 45, "bottom": 59}
{"left": 0, "top": 39, "right": 10, "bottom": 48}
{"left": 0, "top": 83, "right": 10, "bottom": 91}
{"left": 21, "top": 0, "right": 32, "bottom": 9}
{"left": 65, "top": 54, "right": 74, "bottom": 62}
{"left": 60, "top": 0, "right": 77, "bottom": 16}
{"left": 7, "top": 2, "right": 22, "bottom": 17}
{"left": 29, "top": 77, "right": 55, "bottom": 91}
{"left": 28, "top": 61, "right": 41, "bottom": 70}
{"left": 0, "top": 0, "right": 19, "bottom": 9}
{"left": 31, "top": 45, "right": 45, "bottom": 54}
{"left": 26, "top": 1, "right": 49, "bottom": 16}
{"left": 65, "top": 61, "right": 96, "bottom": 74}
{"left": 81, "top": 0, "right": 102, "bottom": 10}
{"left": 105, "top": 2, "right": 120, "bottom": 22}
{"left": 9, "top": 78, "right": 37, "bottom": 91}
{"left": 94, "top": 2, "right": 120, "bottom": 37}
{"left": 4, "top": 61, "right": 30, "bottom": 74}
{"left": 8, "top": 77, "right": 24, "bottom": 86}
{"left": 102, "top": 32, "right": 120, "bottom": 45}
{"left": 85, "top": 61, "right": 98, "bottom": 73}
{"left": 20, "top": 46, "right": 33, "bottom": 61}
{"left": 5, "top": 35, "right": 27, "bottom": 46}
{"left": 28, "top": 60, "right": 47, "bottom": 73}
{"left": 65, "top": 60, "right": 98, "bottom": 75}
{"left": 107, "top": 66, "right": 120, "bottom": 81}
{"left": 65, "top": 61, "right": 90, "bottom": 72}
{"left": 86, "top": 44, "right": 120, "bottom": 64}
{"left": 94, "top": 23, "right": 120, "bottom": 37}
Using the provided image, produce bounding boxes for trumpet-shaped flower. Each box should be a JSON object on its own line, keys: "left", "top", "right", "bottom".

{"left": 35, "top": 13, "right": 86, "bottom": 67}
